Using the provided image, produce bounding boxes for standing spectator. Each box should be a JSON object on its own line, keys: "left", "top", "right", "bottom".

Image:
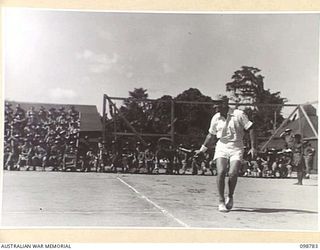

{"left": 97, "top": 140, "right": 108, "bottom": 172}
{"left": 145, "top": 143, "right": 155, "bottom": 174}
{"left": 280, "top": 128, "right": 295, "bottom": 149}
{"left": 283, "top": 150, "right": 293, "bottom": 177}
{"left": 120, "top": 141, "right": 131, "bottom": 173}
{"left": 292, "top": 134, "right": 305, "bottom": 185}
{"left": 134, "top": 142, "right": 145, "bottom": 172}
{"left": 303, "top": 141, "right": 315, "bottom": 179}
{"left": 110, "top": 140, "right": 120, "bottom": 172}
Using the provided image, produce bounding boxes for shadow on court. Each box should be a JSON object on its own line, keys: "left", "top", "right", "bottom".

{"left": 232, "top": 207, "right": 318, "bottom": 214}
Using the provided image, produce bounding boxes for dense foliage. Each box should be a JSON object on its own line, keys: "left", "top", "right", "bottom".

{"left": 105, "top": 67, "right": 287, "bottom": 147}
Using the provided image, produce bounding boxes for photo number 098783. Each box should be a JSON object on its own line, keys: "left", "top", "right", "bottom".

{"left": 300, "top": 244, "right": 318, "bottom": 248}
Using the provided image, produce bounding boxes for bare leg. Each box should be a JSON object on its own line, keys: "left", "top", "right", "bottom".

{"left": 228, "top": 160, "right": 241, "bottom": 198}
{"left": 216, "top": 158, "right": 228, "bottom": 203}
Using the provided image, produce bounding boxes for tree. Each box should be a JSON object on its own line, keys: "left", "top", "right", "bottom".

{"left": 226, "top": 66, "right": 287, "bottom": 138}
{"left": 226, "top": 66, "right": 264, "bottom": 104}
{"left": 148, "top": 95, "right": 173, "bottom": 134}
{"left": 121, "top": 88, "right": 150, "bottom": 133}
{"left": 174, "top": 88, "right": 214, "bottom": 146}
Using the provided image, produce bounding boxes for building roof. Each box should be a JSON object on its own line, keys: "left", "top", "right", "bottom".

{"left": 259, "top": 104, "right": 318, "bottom": 150}
{"left": 6, "top": 101, "right": 102, "bottom": 132}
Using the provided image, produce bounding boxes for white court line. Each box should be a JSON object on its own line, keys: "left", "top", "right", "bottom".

{"left": 117, "top": 177, "right": 190, "bottom": 228}
{"left": 3, "top": 211, "right": 161, "bottom": 215}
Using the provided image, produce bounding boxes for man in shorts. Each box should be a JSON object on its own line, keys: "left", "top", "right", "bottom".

{"left": 196, "top": 97, "right": 256, "bottom": 212}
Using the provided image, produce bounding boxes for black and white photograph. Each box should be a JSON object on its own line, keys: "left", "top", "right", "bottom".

{"left": 2, "top": 8, "right": 319, "bottom": 231}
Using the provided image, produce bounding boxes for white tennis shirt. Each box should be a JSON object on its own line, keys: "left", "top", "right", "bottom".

{"left": 208, "top": 108, "right": 253, "bottom": 145}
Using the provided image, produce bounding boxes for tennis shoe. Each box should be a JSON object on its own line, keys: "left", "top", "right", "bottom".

{"left": 225, "top": 197, "right": 233, "bottom": 210}
{"left": 218, "top": 203, "right": 229, "bottom": 213}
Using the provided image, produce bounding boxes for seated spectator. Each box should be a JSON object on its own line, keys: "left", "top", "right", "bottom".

{"left": 250, "top": 159, "right": 262, "bottom": 177}
{"left": 38, "top": 106, "right": 48, "bottom": 123}
{"left": 14, "top": 104, "right": 26, "bottom": 119}
{"left": 5, "top": 134, "right": 21, "bottom": 170}
{"left": 27, "top": 106, "right": 37, "bottom": 125}
{"left": 260, "top": 155, "right": 269, "bottom": 177}
{"left": 85, "top": 150, "right": 97, "bottom": 172}
{"left": 48, "top": 140, "right": 64, "bottom": 171}
{"left": 68, "top": 105, "right": 79, "bottom": 120}
{"left": 32, "top": 142, "right": 47, "bottom": 171}
{"left": 271, "top": 157, "right": 279, "bottom": 177}
{"left": 62, "top": 142, "right": 77, "bottom": 171}
{"left": 17, "top": 139, "right": 33, "bottom": 171}
{"left": 4, "top": 102, "right": 81, "bottom": 172}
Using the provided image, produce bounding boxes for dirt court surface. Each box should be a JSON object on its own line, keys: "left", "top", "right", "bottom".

{"left": 1, "top": 171, "right": 318, "bottom": 230}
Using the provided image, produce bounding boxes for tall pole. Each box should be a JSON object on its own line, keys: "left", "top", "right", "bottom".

{"left": 102, "top": 94, "right": 107, "bottom": 142}
{"left": 298, "top": 105, "right": 303, "bottom": 140}
{"left": 170, "top": 100, "right": 175, "bottom": 144}
{"left": 112, "top": 101, "right": 117, "bottom": 141}
{"left": 273, "top": 109, "right": 277, "bottom": 132}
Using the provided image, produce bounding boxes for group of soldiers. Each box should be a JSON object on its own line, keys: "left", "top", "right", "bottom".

{"left": 79, "top": 139, "right": 217, "bottom": 175}
{"left": 4, "top": 102, "right": 80, "bottom": 171}
{"left": 241, "top": 129, "right": 315, "bottom": 181}
{"left": 3, "top": 103, "right": 316, "bottom": 179}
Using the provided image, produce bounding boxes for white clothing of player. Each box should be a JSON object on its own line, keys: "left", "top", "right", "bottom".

{"left": 208, "top": 108, "right": 253, "bottom": 161}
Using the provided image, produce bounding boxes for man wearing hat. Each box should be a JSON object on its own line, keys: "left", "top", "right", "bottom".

{"left": 303, "top": 141, "right": 315, "bottom": 179}
{"left": 291, "top": 134, "right": 305, "bottom": 185}
{"left": 280, "top": 128, "right": 295, "bottom": 149}
{"left": 196, "top": 97, "right": 256, "bottom": 212}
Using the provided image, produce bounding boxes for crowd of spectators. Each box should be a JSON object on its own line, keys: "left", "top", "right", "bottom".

{"left": 76, "top": 137, "right": 315, "bottom": 178}
{"left": 78, "top": 139, "right": 216, "bottom": 175}
{"left": 4, "top": 102, "right": 80, "bottom": 171}
{"left": 240, "top": 129, "right": 316, "bottom": 179}
{"left": 3, "top": 103, "right": 316, "bottom": 178}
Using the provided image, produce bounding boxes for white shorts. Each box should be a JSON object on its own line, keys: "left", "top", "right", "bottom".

{"left": 214, "top": 140, "right": 244, "bottom": 162}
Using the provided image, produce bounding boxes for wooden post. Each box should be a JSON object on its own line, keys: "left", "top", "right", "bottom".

{"left": 105, "top": 94, "right": 147, "bottom": 146}
{"left": 273, "top": 109, "right": 277, "bottom": 132}
{"left": 102, "top": 95, "right": 107, "bottom": 142}
{"left": 298, "top": 105, "right": 303, "bottom": 139}
{"left": 170, "top": 100, "right": 175, "bottom": 144}
{"left": 113, "top": 103, "right": 117, "bottom": 141}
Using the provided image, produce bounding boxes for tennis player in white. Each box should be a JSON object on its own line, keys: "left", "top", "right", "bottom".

{"left": 196, "top": 97, "right": 257, "bottom": 212}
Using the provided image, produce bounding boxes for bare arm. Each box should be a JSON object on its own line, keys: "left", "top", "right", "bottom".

{"left": 248, "top": 126, "right": 257, "bottom": 159}
{"left": 203, "top": 133, "right": 218, "bottom": 149}
{"left": 195, "top": 133, "right": 218, "bottom": 155}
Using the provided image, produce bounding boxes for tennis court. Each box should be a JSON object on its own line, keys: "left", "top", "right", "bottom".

{"left": 1, "top": 171, "right": 318, "bottom": 230}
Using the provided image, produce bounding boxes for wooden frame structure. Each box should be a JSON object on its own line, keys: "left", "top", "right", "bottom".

{"left": 102, "top": 94, "right": 317, "bottom": 147}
